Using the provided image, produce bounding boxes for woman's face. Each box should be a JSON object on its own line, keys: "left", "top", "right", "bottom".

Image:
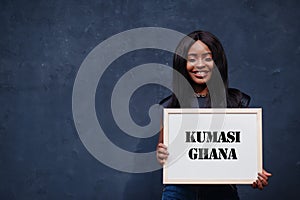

{"left": 186, "top": 40, "right": 214, "bottom": 85}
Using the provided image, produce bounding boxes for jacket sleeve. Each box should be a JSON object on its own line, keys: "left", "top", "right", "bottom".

{"left": 240, "top": 92, "right": 251, "bottom": 108}
{"left": 228, "top": 88, "right": 251, "bottom": 108}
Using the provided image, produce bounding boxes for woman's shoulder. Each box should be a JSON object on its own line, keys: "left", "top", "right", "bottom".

{"left": 159, "top": 95, "right": 172, "bottom": 108}
{"left": 159, "top": 89, "right": 251, "bottom": 108}
{"left": 228, "top": 88, "right": 251, "bottom": 108}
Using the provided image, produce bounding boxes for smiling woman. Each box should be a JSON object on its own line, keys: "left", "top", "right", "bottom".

{"left": 156, "top": 30, "right": 272, "bottom": 200}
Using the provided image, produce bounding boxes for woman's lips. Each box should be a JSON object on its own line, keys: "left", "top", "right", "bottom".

{"left": 192, "top": 70, "right": 210, "bottom": 78}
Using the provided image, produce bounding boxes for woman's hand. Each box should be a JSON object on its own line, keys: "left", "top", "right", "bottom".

{"left": 156, "top": 143, "right": 169, "bottom": 166}
{"left": 252, "top": 169, "right": 272, "bottom": 190}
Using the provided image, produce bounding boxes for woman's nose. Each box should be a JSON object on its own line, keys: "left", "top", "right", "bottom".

{"left": 195, "top": 59, "right": 205, "bottom": 69}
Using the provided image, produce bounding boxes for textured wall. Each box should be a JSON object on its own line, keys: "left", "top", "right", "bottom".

{"left": 1, "top": 0, "right": 300, "bottom": 199}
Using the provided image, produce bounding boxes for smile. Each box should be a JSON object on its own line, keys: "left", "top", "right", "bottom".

{"left": 192, "top": 70, "right": 210, "bottom": 77}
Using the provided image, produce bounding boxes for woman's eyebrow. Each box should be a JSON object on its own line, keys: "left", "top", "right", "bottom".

{"left": 202, "top": 52, "right": 212, "bottom": 56}
{"left": 187, "top": 52, "right": 212, "bottom": 57}
{"left": 187, "top": 53, "right": 197, "bottom": 57}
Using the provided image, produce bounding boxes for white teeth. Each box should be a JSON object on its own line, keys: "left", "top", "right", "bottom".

{"left": 196, "top": 71, "right": 207, "bottom": 75}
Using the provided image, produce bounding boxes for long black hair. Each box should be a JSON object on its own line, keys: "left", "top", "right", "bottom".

{"left": 168, "top": 30, "right": 248, "bottom": 108}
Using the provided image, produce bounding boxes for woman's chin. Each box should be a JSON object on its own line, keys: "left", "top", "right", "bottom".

{"left": 191, "top": 77, "right": 211, "bottom": 85}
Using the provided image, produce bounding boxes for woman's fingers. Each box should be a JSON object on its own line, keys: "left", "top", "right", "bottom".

{"left": 157, "top": 147, "right": 169, "bottom": 154}
{"left": 157, "top": 143, "right": 169, "bottom": 157}
{"left": 157, "top": 152, "right": 168, "bottom": 159}
{"left": 252, "top": 169, "right": 272, "bottom": 190}
{"left": 157, "top": 154, "right": 167, "bottom": 165}
{"left": 257, "top": 169, "right": 272, "bottom": 187}
{"left": 256, "top": 179, "right": 263, "bottom": 190}
{"left": 157, "top": 147, "right": 169, "bottom": 159}
{"left": 156, "top": 143, "right": 169, "bottom": 165}
{"left": 258, "top": 175, "right": 268, "bottom": 186}
{"left": 258, "top": 169, "right": 272, "bottom": 180}
{"left": 258, "top": 172, "right": 268, "bottom": 180}
{"left": 157, "top": 158, "right": 165, "bottom": 165}
{"left": 157, "top": 143, "right": 168, "bottom": 150}
{"left": 262, "top": 169, "right": 272, "bottom": 177}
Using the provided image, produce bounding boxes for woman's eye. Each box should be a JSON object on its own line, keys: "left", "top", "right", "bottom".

{"left": 188, "top": 59, "right": 196, "bottom": 62}
{"left": 205, "top": 58, "right": 213, "bottom": 62}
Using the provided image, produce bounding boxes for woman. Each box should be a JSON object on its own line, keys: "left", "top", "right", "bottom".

{"left": 156, "top": 30, "right": 271, "bottom": 200}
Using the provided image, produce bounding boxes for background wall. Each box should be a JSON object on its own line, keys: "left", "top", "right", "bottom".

{"left": 1, "top": 0, "right": 300, "bottom": 199}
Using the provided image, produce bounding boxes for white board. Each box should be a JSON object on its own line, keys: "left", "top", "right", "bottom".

{"left": 163, "top": 108, "right": 262, "bottom": 184}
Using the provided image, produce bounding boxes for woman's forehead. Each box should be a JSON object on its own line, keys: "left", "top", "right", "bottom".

{"left": 188, "top": 40, "right": 211, "bottom": 55}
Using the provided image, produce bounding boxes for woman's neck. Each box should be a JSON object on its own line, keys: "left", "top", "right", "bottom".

{"left": 193, "top": 84, "right": 209, "bottom": 96}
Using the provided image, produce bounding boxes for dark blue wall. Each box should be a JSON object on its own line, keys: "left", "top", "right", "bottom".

{"left": 1, "top": 0, "right": 299, "bottom": 199}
